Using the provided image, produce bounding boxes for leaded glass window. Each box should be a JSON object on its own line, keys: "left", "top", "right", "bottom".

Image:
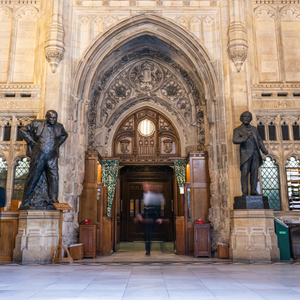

{"left": 0, "top": 157, "right": 8, "bottom": 189}
{"left": 260, "top": 157, "right": 281, "bottom": 211}
{"left": 286, "top": 157, "right": 300, "bottom": 211}
{"left": 12, "top": 157, "right": 30, "bottom": 200}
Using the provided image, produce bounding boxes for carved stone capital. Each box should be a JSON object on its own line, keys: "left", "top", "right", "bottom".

{"left": 45, "top": 46, "right": 65, "bottom": 73}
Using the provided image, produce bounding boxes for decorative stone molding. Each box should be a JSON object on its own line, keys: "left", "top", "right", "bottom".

{"left": 45, "top": 49, "right": 65, "bottom": 73}
{"left": 44, "top": 0, "right": 65, "bottom": 73}
{"left": 227, "top": 0, "right": 248, "bottom": 72}
{"left": 227, "top": 22, "right": 248, "bottom": 72}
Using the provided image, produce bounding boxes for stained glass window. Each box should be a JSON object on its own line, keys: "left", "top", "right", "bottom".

{"left": 0, "top": 157, "right": 8, "bottom": 189}
{"left": 286, "top": 157, "right": 300, "bottom": 211}
{"left": 260, "top": 157, "right": 281, "bottom": 211}
{"left": 12, "top": 157, "right": 30, "bottom": 200}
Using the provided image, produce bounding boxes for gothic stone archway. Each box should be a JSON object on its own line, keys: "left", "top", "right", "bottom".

{"left": 70, "top": 14, "right": 230, "bottom": 250}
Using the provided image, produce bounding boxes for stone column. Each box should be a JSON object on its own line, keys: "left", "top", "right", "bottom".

{"left": 13, "top": 210, "right": 60, "bottom": 263}
{"left": 230, "top": 209, "right": 280, "bottom": 262}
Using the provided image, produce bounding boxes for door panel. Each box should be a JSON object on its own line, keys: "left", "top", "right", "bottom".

{"left": 120, "top": 166, "right": 174, "bottom": 242}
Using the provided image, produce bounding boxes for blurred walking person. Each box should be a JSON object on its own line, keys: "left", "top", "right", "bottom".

{"left": 136, "top": 183, "right": 165, "bottom": 255}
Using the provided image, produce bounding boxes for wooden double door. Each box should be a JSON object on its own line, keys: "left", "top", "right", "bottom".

{"left": 120, "top": 165, "right": 174, "bottom": 242}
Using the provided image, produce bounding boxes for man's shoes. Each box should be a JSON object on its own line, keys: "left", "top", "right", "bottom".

{"left": 145, "top": 251, "right": 150, "bottom": 256}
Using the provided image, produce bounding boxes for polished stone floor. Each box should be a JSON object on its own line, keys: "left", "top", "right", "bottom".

{"left": 1, "top": 242, "right": 300, "bottom": 300}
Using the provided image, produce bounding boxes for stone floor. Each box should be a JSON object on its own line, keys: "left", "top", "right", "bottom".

{"left": 1, "top": 242, "right": 300, "bottom": 300}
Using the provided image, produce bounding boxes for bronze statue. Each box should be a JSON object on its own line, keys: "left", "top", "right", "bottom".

{"left": 19, "top": 110, "right": 68, "bottom": 209}
{"left": 233, "top": 111, "right": 268, "bottom": 196}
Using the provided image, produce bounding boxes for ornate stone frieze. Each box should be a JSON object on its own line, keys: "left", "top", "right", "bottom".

{"left": 0, "top": 100, "right": 39, "bottom": 110}
{"left": 253, "top": 100, "right": 300, "bottom": 110}
{"left": 89, "top": 48, "right": 203, "bottom": 151}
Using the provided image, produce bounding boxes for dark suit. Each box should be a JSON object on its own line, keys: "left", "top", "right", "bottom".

{"left": 20, "top": 120, "right": 68, "bottom": 204}
{"left": 233, "top": 124, "right": 267, "bottom": 195}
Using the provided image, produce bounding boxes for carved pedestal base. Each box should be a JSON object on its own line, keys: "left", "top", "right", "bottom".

{"left": 13, "top": 210, "right": 60, "bottom": 264}
{"left": 230, "top": 210, "right": 280, "bottom": 262}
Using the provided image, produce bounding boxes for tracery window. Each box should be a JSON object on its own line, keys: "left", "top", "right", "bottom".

{"left": 0, "top": 157, "right": 8, "bottom": 189}
{"left": 12, "top": 157, "right": 30, "bottom": 200}
{"left": 260, "top": 157, "right": 281, "bottom": 211}
{"left": 286, "top": 157, "right": 300, "bottom": 211}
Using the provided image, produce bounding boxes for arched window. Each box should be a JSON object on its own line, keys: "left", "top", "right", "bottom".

{"left": 286, "top": 157, "right": 300, "bottom": 211}
{"left": 281, "top": 122, "right": 289, "bottom": 140}
{"left": 293, "top": 122, "right": 300, "bottom": 141}
{"left": 257, "top": 122, "right": 266, "bottom": 140}
{"left": 0, "top": 157, "right": 8, "bottom": 189}
{"left": 268, "top": 122, "right": 277, "bottom": 140}
{"left": 260, "top": 157, "right": 281, "bottom": 211}
{"left": 12, "top": 157, "right": 30, "bottom": 200}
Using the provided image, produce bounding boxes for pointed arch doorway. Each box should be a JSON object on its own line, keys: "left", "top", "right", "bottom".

{"left": 113, "top": 107, "right": 181, "bottom": 245}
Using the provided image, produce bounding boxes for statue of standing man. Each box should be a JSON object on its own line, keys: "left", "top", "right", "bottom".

{"left": 19, "top": 110, "right": 68, "bottom": 209}
{"left": 233, "top": 111, "right": 268, "bottom": 196}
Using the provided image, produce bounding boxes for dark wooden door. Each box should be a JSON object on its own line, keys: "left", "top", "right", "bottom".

{"left": 120, "top": 165, "right": 174, "bottom": 242}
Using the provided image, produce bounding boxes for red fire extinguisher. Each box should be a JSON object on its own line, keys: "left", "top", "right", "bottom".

{"left": 80, "top": 219, "right": 91, "bottom": 225}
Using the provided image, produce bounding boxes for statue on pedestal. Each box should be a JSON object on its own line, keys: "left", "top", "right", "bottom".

{"left": 19, "top": 110, "right": 68, "bottom": 210}
{"left": 233, "top": 111, "right": 269, "bottom": 209}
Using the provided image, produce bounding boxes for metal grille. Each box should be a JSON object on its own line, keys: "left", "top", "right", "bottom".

{"left": 12, "top": 157, "right": 30, "bottom": 200}
{"left": 0, "top": 157, "right": 8, "bottom": 189}
{"left": 260, "top": 157, "right": 281, "bottom": 211}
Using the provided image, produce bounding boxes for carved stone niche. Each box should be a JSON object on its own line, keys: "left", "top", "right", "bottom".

{"left": 113, "top": 107, "right": 180, "bottom": 164}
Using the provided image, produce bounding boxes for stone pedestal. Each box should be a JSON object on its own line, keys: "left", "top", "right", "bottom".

{"left": 13, "top": 210, "right": 60, "bottom": 264}
{"left": 230, "top": 210, "right": 280, "bottom": 262}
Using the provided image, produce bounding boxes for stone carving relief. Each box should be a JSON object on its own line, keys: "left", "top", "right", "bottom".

{"left": 109, "top": 80, "right": 131, "bottom": 101}
{"left": 163, "top": 139, "right": 173, "bottom": 153}
{"left": 129, "top": 61, "right": 163, "bottom": 92}
{"left": 161, "top": 80, "right": 183, "bottom": 101}
{"left": 89, "top": 48, "right": 204, "bottom": 152}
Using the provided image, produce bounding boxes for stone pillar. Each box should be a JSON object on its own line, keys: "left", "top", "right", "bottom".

{"left": 230, "top": 209, "right": 280, "bottom": 262}
{"left": 13, "top": 210, "right": 60, "bottom": 264}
